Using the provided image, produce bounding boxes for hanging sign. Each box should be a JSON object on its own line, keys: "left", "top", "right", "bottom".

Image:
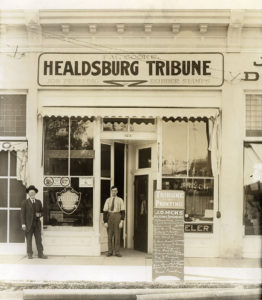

{"left": 153, "top": 190, "right": 185, "bottom": 281}
{"left": 38, "top": 52, "right": 224, "bottom": 87}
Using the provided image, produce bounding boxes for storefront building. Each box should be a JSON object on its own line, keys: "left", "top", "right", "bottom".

{"left": 0, "top": 9, "right": 261, "bottom": 258}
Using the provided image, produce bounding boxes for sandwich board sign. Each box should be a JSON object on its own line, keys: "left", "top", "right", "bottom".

{"left": 153, "top": 190, "right": 185, "bottom": 281}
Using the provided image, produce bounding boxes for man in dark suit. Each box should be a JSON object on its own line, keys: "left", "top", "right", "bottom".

{"left": 21, "top": 185, "right": 48, "bottom": 259}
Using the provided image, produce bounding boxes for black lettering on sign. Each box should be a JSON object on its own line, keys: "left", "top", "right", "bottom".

{"left": 184, "top": 223, "right": 213, "bottom": 233}
{"left": 242, "top": 72, "right": 259, "bottom": 81}
{"left": 153, "top": 208, "right": 184, "bottom": 280}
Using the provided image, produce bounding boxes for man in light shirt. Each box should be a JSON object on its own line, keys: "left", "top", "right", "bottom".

{"left": 103, "top": 186, "right": 125, "bottom": 257}
{"left": 21, "top": 185, "right": 47, "bottom": 259}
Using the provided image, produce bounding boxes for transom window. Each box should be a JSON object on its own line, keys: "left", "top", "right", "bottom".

{"left": 102, "top": 118, "right": 156, "bottom": 132}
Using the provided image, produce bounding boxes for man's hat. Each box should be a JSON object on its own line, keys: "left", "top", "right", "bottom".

{"left": 26, "top": 185, "right": 38, "bottom": 194}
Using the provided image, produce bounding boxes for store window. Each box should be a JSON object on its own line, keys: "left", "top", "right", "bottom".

{"left": 162, "top": 119, "right": 214, "bottom": 233}
{"left": 102, "top": 117, "right": 156, "bottom": 132}
{"left": 243, "top": 142, "right": 262, "bottom": 235}
{"left": 43, "top": 117, "right": 94, "bottom": 227}
{"left": 0, "top": 95, "right": 26, "bottom": 137}
{"left": 0, "top": 151, "right": 26, "bottom": 243}
{"left": 138, "top": 147, "right": 151, "bottom": 169}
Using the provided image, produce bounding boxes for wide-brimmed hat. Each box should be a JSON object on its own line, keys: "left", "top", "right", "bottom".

{"left": 26, "top": 185, "right": 38, "bottom": 193}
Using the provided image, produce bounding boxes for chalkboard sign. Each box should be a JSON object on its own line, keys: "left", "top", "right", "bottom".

{"left": 153, "top": 190, "right": 185, "bottom": 281}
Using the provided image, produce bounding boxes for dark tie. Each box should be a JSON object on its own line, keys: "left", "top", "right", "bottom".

{"left": 32, "top": 199, "right": 36, "bottom": 215}
{"left": 111, "top": 197, "right": 115, "bottom": 212}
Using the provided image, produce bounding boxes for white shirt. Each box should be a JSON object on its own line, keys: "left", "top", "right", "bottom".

{"left": 103, "top": 196, "right": 124, "bottom": 213}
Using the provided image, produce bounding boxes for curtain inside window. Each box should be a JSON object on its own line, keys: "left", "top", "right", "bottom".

{"left": 0, "top": 141, "right": 28, "bottom": 186}
{"left": 208, "top": 114, "right": 222, "bottom": 176}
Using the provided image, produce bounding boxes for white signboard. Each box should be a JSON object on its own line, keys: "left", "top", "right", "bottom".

{"left": 79, "top": 177, "right": 94, "bottom": 188}
{"left": 38, "top": 52, "right": 224, "bottom": 87}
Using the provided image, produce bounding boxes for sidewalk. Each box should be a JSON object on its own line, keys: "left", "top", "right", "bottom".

{"left": 0, "top": 249, "right": 261, "bottom": 283}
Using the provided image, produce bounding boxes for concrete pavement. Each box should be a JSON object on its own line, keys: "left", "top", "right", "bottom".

{"left": 0, "top": 250, "right": 261, "bottom": 299}
{"left": 0, "top": 249, "right": 261, "bottom": 283}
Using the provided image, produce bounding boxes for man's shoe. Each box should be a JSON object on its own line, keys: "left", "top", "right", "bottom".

{"left": 38, "top": 254, "right": 48, "bottom": 259}
{"left": 28, "top": 255, "right": 33, "bottom": 259}
{"left": 106, "top": 252, "right": 112, "bottom": 257}
{"left": 115, "top": 253, "right": 122, "bottom": 257}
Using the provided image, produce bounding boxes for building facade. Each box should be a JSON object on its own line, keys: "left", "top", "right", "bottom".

{"left": 0, "top": 9, "right": 261, "bottom": 258}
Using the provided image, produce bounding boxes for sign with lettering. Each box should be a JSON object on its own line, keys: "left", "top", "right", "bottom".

{"left": 38, "top": 53, "right": 224, "bottom": 87}
{"left": 184, "top": 223, "right": 213, "bottom": 233}
{"left": 153, "top": 190, "right": 185, "bottom": 281}
{"left": 242, "top": 56, "right": 262, "bottom": 81}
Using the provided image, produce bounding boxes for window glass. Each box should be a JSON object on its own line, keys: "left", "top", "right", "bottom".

{"left": 188, "top": 121, "right": 212, "bottom": 177}
{"left": 103, "top": 118, "right": 128, "bottom": 131}
{"left": 246, "top": 95, "right": 262, "bottom": 137}
{"left": 162, "top": 121, "right": 187, "bottom": 176}
{"left": 138, "top": 148, "right": 151, "bottom": 169}
{"left": 162, "top": 178, "right": 214, "bottom": 228}
{"left": 44, "top": 117, "right": 69, "bottom": 175}
{"left": 43, "top": 178, "right": 93, "bottom": 227}
{"left": 0, "top": 179, "right": 8, "bottom": 207}
{"left": 130, "top": 118, "right": 156, "bottom": 132}
{"left": 0, "top": 95, "right": 26, "bottom": 137}
{"left": 10, "top": 179, "right": 26, "bottom": 208}
{"left": 70, "top": 118, "right": 94, "bottom": 176}
{"left": 10, "top": 151, "right": 17, "bottom": 176}
{"left": 101, "top": 144, "right": 111, "bottom": 178}
{"left": 162, "top": 118, "right": 214, "bottom": 233}
{"left": 101, "top": 179, "right": 111, "bottom": 213}
{"left": 0, "top": 151, "right": 8, "bottom": 176}
{"left": 70, "top": 118, "right": 93, "bottom": 150}
{"left": 9, "top": 210, "right": 25, "bottom": 243}
{"left": 244, "top": 142, "right": 262, "bottom": 235}
{"left": 0, "top": 211, "right": 7, "bottom": 242}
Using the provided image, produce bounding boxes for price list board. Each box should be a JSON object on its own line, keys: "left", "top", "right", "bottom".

{"left": 152, "top": 190, "right": 185, "bottom": 281}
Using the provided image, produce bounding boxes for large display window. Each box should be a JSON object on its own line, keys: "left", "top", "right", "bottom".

{"left": 43, "top": 116, "right": 94, "bottom": 227}
{"left": 162, "top": 118, "right": 214, "bottom": 233}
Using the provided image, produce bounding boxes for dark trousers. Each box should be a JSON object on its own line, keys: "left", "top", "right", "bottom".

{"left": 107, "top": 212, "right": 121, "bottom": 255}
{"left": 25, "top": 220, "right": 44, "bottom": 256}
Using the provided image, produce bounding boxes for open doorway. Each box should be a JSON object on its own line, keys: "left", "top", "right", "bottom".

{"left": 100, "top": 138, "right": 156, "bottom": 254}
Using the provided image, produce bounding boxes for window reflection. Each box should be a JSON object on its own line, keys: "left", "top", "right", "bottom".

{"left": 162, "top": 178, "right": 214, "bottom": 222}
{"left": 44, "top": 117, "right": 69, "bottom": 175}
{"left": 162, "top": 121, "right": 187, "bottom": 176}
{"left": 103, "top": 118, "right": 128, "bottom": 131}
{"left": 244, "top": 143, "right": 262, "bottom": 235}
{"left": 130, "top": 118, "right": 155, "bottom": 132}
{"left": 43, "top": 181, "right": 93, "bottom": 227}
{"left": 43, "top": 117, "right": 94, "bottom": 227}
{"left": 189, "top": 121, "right": 212, "bottom": 177}
{"left": 162, "top": 120, "right": 212, "bottom": 177}
{"left": 70, "top": 118, "right": 94, "bottom": 176}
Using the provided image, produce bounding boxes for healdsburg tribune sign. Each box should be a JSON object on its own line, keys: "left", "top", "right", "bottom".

{"left": 38, "top": 53, "right": 224, "bottom": 87}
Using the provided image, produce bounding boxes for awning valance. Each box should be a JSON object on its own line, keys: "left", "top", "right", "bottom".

{"left": 38, "top": 107, "right": 219, "bottom": 119}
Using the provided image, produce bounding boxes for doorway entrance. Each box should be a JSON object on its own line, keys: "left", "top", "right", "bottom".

{"left": 100, "top": 137, "right": 156, "bottom": 254}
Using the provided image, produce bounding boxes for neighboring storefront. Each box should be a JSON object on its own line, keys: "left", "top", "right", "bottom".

{"left": 0, "top": 9, "right": 261, "bottom": 257}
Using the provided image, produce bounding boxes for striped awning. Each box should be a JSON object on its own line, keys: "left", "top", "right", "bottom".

{"left": 38, "top": 107, "right": 219, "bottom": 119}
